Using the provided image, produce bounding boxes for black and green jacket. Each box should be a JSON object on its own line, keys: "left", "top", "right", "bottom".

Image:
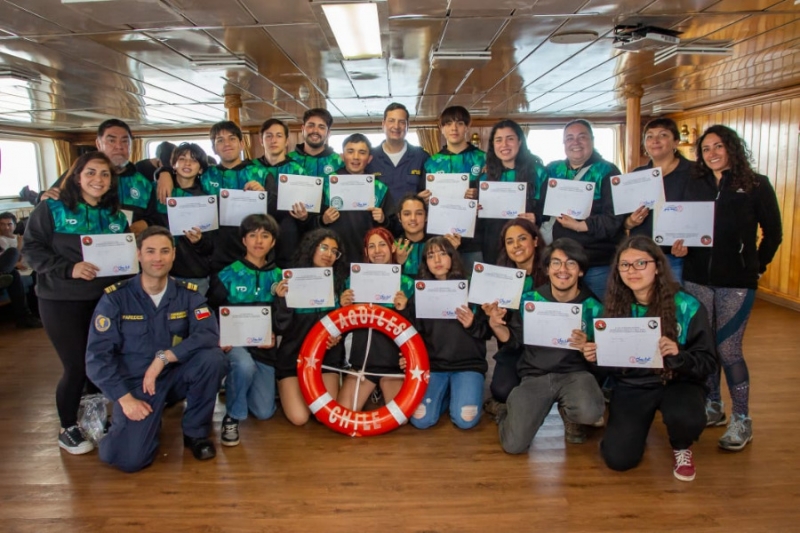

{"left": 288, "top": 144, "right": 343, "bottom": 179}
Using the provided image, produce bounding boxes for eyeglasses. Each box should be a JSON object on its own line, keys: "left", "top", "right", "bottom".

{"left": 318, "top": 243, "right": 342, "bottom": 259}
{"left": 549, "top": 258, "right": 579, "bottom": 270}
{"left": 426, "top": 250, "right": 449, "bottom": 260}
{"left": 618, "top": 259, "right": 656, "bottom": 272}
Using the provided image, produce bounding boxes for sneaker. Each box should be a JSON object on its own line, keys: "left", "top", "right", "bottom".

{"left": 705, "top": 400, "right": 727, "bottom": 427}
{"left": 58, "top": 425, "right": 94, "bottom": 455}
{"left": 220, "top": 415, "right": 240, "bottom": 447}
{"left": 672, "top": 448, "right": 696, "bottom": 481}
{"left": 483, "top": 398, "right": 503, "bottom": 418}
{"left": 558, "top": 406, "right": 587, "bottom": 444}
{"left": 718, "top": 413, "right": 753, "bottom": 451}
{"left": 369, "top": 387, "right": 383, "bottom": 405}
{"left": 591, "top": 413, "right": 605, "bottom": 427}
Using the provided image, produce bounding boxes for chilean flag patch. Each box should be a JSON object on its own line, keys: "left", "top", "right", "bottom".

{"left": 194, "top": 307, "right": 211, "bottom": 320}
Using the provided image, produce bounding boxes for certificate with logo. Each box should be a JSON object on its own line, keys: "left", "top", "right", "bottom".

{"left": 349, "top": 263, "right": 401, "bottom": 304}
{"left": 609, "top": 167, "right": 666, "bottom": 215}
{"left": 425, "top": 173, "right": 470, "bottom": 199}
{"left": 523, "top": 301, "right": 583, "bottom": 348}
{"left": 284, "top": 267, "right": 335, "bottom": 309}
{"left": 80, "top": 233, "right": 139, "bottom": 278}
{"left": 426, "top": 197, "right": 478, "bottom": 238}
{"left": 594, "top": 317, "right": 663, "bottom": 368}
{"left": 277, "top": 174, "right": 324, "bottom": 213}
{"left": 219, "top": 189, "right": 267, "bottom": 226}
{"left": 542, "top": 179, "right": 595, "bottom": 219}
{"left": 328, "top": 174, "right": 375, "bottom": 211}
{"left": 478, "top": 181, "right": 527, "bottom": 219}
{"left": 166, "top": 195, "right": 219, "bottom": 236}
{"left": 414, "top": 279, "right": 469, "bottom": 320}
{"left": 653, "top": 202, "right": 715, "bottom": 247}
{"left": 467, "top": 262, "right": 526, "bottom": 309}
{"left": 219, "top": 306, "right": 272, "bottom": 347}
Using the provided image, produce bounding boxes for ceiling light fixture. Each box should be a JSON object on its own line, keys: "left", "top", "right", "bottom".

{"left": 549, "top": 31, "right": 599, "bottom": 44}
{"left": 321, "top": 3, "right": 383, "bottom": 60}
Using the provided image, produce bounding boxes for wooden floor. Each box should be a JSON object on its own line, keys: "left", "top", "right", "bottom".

{"left": 1, "top": 299, "right": 799, "bottom": 532}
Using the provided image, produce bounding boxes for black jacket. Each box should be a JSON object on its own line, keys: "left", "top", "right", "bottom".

{"left": 414, "top": 304, "right": 491, "bottom": 374}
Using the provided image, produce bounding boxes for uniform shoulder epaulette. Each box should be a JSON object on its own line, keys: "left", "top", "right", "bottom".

{"left": 104, "top": 279, "right": 130, "bottom": 294}
{"left": 176, "top": 279, "right": 199, "bottom": 292}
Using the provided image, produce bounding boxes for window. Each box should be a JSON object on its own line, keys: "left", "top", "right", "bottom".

{"left": 526, "top": 126, "right": 619, "bottom": 167}
{"left": 0, "top": 140, "right": 41, "bottom": 198}
{"left": 146, "top": 138, "right": 216, "bottom": 163}
{"left": 327, "top": 131, "right": 420, "bottom": 153}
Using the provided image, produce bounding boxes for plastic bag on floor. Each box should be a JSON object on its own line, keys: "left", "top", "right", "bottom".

{"left": 78, "top": 393, "right": 109, "bottom": 445}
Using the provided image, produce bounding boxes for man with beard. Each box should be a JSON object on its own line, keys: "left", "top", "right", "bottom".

{"left": 288, "top": 108, "right": 343, "bottom": 179}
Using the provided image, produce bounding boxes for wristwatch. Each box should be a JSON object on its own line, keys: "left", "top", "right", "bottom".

{"left": 155, "top": 350, "right": 169, "bottom": 366}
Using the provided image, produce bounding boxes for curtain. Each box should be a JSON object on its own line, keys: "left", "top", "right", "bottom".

{"left": 242, "top": 132, "right": 253, "bottom": 160}
{"left": 53, "top": 139, "right": 71, "bottom": 176}
{"left": 131, "top": 138, "right": 144, "bottom": 164}
{"left": 416, "top": 127, "right": 442, "bottom": 156}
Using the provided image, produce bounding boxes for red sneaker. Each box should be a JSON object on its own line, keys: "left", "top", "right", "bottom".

{"left": 673, "top": 448, "right": 696, "bottom": 481}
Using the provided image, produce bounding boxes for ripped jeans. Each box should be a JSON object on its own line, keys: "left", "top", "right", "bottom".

{"left": 409, "top": 371, "right": 484, "bottom": 430}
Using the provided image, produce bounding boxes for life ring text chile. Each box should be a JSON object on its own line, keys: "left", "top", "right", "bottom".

{"left": 297, "top": 304, "right": 429, "bottom": 437}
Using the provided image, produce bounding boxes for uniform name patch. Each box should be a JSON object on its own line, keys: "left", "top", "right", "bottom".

{"left": 195, "top": 307, "right": 211, "bottom": 320}
{"left": 95, "top": 315, "right": 111, "bottom": 332}
{"left": 121, "top": 315, "right": 144, "bottom": 321}
{"left": 169, "top": 311, "right": 188, "bottom": 320}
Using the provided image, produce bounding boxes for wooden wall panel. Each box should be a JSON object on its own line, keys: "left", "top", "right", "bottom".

{"left": 670, "top": 88, "right": 800, "bottom": 309}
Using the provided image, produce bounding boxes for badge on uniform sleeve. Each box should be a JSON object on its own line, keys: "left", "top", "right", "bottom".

{"left": 194, "top": 307, "right": 211, "bottom": 320}
{"left": 94, "top": 315, "right": 111, "bottom": 332}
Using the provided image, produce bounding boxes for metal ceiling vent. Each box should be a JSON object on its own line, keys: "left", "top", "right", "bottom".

{"left": 654, "top": 42, "right": 734, "bottom": 66}
{"left": 189, "top": 54, "right": 258, "bottom": 73}
{"left": 60, "top": 0, "right": 184, "bottom": 26}
{"left": 429, "top": 49, "right": 491, "bottom": 69}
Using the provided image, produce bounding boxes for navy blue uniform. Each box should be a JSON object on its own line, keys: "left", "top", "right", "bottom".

{"left": 367, "top": 143, "right": 430, "bottom": 203}
{"left": 86, "top": 276, "right": 225, "bottom": 472}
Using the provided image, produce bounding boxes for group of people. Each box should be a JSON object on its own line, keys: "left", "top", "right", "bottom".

{"left": 20, "top": 103, "right": 782, "bottom": 479}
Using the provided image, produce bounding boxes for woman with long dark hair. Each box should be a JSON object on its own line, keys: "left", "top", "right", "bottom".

{"left": 683, "top": 125, "right": 782, "bottom": 450}
{"left": 585, "top": 235, "right": 716, "bottom": 481}
{"left": 24, "top": 152, "right": 130, "bottom": 454}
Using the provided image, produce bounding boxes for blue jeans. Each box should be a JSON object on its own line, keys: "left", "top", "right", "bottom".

{"left": 666, "top": 254, "right": 684, "bottom": 285}
{"left": 225, "top": 347, "right": 276, "bottom": 420}
{"left": 176, "top": 276, "right": 210, "bottom": 297}
{"left": 583, "top": 265, "right": 611, "bottom": 301}
{"left": 410, "top": 371, "right": 484, "bottom": 430}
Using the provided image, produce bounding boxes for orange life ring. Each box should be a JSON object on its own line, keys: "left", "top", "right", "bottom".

{"left": 297, "top": 304, "right": 429, "bottom": 437}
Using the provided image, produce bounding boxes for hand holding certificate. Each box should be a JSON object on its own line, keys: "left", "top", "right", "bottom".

{"left": 468, "top": 262, "right": 526, "bottom": 309}
{"left": 478, "top": 181, "right": 527, "bottom": 219}
{"left": 426, "top": 197, "right": 477, "bottom": 238}
{"left": 594, "top": 317, "right": 663, "bottom": 368}
{"left": 414, "top": 279, "right": 468, "bottom": 319}
{"left": 609, "top": 167, "right": 666, "bottom": 215}
{"left": 277, "top": 174, "right": 323, "bottom": 213}
{"left": 219, "top": 189, "right": 267, "bottom": 226}
{"left": 425, "top": 173, "right": 470, "bottom": 199}
{"left": 349, "top": 263, "right": 401, "bottom": 304}
{"left": 166, "top": 195, "right": 219, "bottom": 236}
{"left": 284, "top": 267, "right": 335, "bottom": 308}
{"left": 329, "top": 174, "right": 375, "bottom": 211}
{"left": 523, "top": 301, "right": 583, "bottom": 348}
{"left": 219, "top": 306, "right": 272, "bottom": 347}
{"left": 80, "top": 233, "right": 139, "bottom": 278}
{"left": 542, "top": 179, "right": 595, "bottom": 219}
{"left": 653, "top": 202, "right": 715, "bottom": 247}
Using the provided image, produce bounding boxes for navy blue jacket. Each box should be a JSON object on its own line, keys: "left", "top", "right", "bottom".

{"left": 366, "top": 143, "right": 430, "bottom": 203}
{"left": 86, "top": 275, "right": 221, "bottom": 402}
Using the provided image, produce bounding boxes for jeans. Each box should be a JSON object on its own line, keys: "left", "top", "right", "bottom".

{"left": 225, "top": 347, "right": 276, "bottom": 421}
{"left": 583, "top": 265, "right": 611, "bottom": 301}
{"left": 666, "top": 254, "right": 684, "bottom": 285}
{"left": 499, "top": 371, "right": 605, "bottom": 454}
{"left": 410, "top": 371, "right": 484, "bottom": 430}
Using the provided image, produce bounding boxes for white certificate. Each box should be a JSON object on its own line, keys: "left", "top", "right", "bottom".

{"left": 653, "top": 202, "right": 715, "bottom": 247}
{"left": 425, "top": 173, "right": 470, "bottom": 199}
{"left": 80, "top": 233, "right": 139, "bottom": 278}
{"left": 542, "top": 179, "right": 595, "bottom": 219}
{"left": 467, "top": 262, "right": 526, "bottom": 309}
{"left": 426, "top": 197, "right": 478, "bottom": 238}
{"left": 523, "top": 301, "right": 583, "bottom": 348}
{"left": 219, "top": 189, "right": 267, "bottom": 227}
{"left": 329, "top": 174, "right": 375, "bottom": 211}
{"left": 219, "top": 306, "right": 272, "bottom": 347}
{"left": 478, "top": 181, "right": 527, "bottom": 219}
{"left": 284, "top": 267, "right": 335, "bottom": 309}
{"left": 594, "top": 317, "right": 663, "bottom": 369}
{"left": 414, "top": 279, "right": 469, "bottom": 320}
{"left": 349, "top": 263, "right": 401, "bottom": 304}
{"left": 166, "top": 195, "right": 219, "bottom": 236}
{"left": 610, "top": 167, "right": 666, "bottom": 215}
{"left": 277, "top": 174, "right": 323, "bottom": 213}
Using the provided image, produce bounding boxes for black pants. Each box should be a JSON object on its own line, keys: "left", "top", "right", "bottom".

{"left": 39, "top": 298, "right": 100, "bottom": 428}
{"left": 600, "top": 380, "right": 706, "bottom": 472}
{"left": 490, "top": 344, "right": 522, "bottom": 403}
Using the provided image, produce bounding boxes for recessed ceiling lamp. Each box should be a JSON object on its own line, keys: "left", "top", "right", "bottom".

{"left": 549, "top": 31, "right": 599, "bottom": 44}
{"left": 321, "top": 3, "right": 383, "bottom": 60}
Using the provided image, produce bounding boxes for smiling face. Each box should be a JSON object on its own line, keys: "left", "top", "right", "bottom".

{"left": 173, "top": 151, "right": 202, "bottom": 180}
{"left": 504, "top": 225, "right": 536, "bottom": 269}
{"left": 493, "top": 127, "right": 521, "bottom": 168}
{"left": 95, "top": 126, "right": 131, "bottom": 169}
{"left": 137, "top": 234, "right": 175, "bottom": 280}
{"left": 399, "top": 198, "right": 426, "bottom": 240}
{"left": 547, "top": 249, "right": 583, "bottom": 294}
{"left": 242, "top": 228, "right": 275, "bottom": 264}
{"left": 700, "top": 133, "right": 730, "bottom": 178}
{"left": 563, "top": 122, "right": 594, "bottom": 168}
{"left": 213, "top": 129, "right": 243, "bottom": 166}
{"left": 302, "top": 116, "right": 330, "bottom": 150}
{"left": 382, "top": 108, "right": 408, "bottom": 144}
{"left": 78, "top": 159, "right": 113, "bottom": 205}
{"left": 366, "top": 233, "right": 393, "bottom": 264}
{"left": 313, "top": 237, "right": 340, "bottom": 268}
{"left": 261, "top": 124, "right": 289, "bottom": 160}
{"left": 644, "top": 127, "right": 679, "bottom": 161}
{"left": 343, "top": 141, "right": 373, "bottom": 174}
{"left": 618, "top": 248, "right": 658, "bottom": 300}
{"left": 425, "top": 245, "right": 451, "bottom": 280}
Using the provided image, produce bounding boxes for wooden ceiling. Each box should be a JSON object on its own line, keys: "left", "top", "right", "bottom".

{"left": 0, "top": 0, "right": 798, "bottom": 132}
